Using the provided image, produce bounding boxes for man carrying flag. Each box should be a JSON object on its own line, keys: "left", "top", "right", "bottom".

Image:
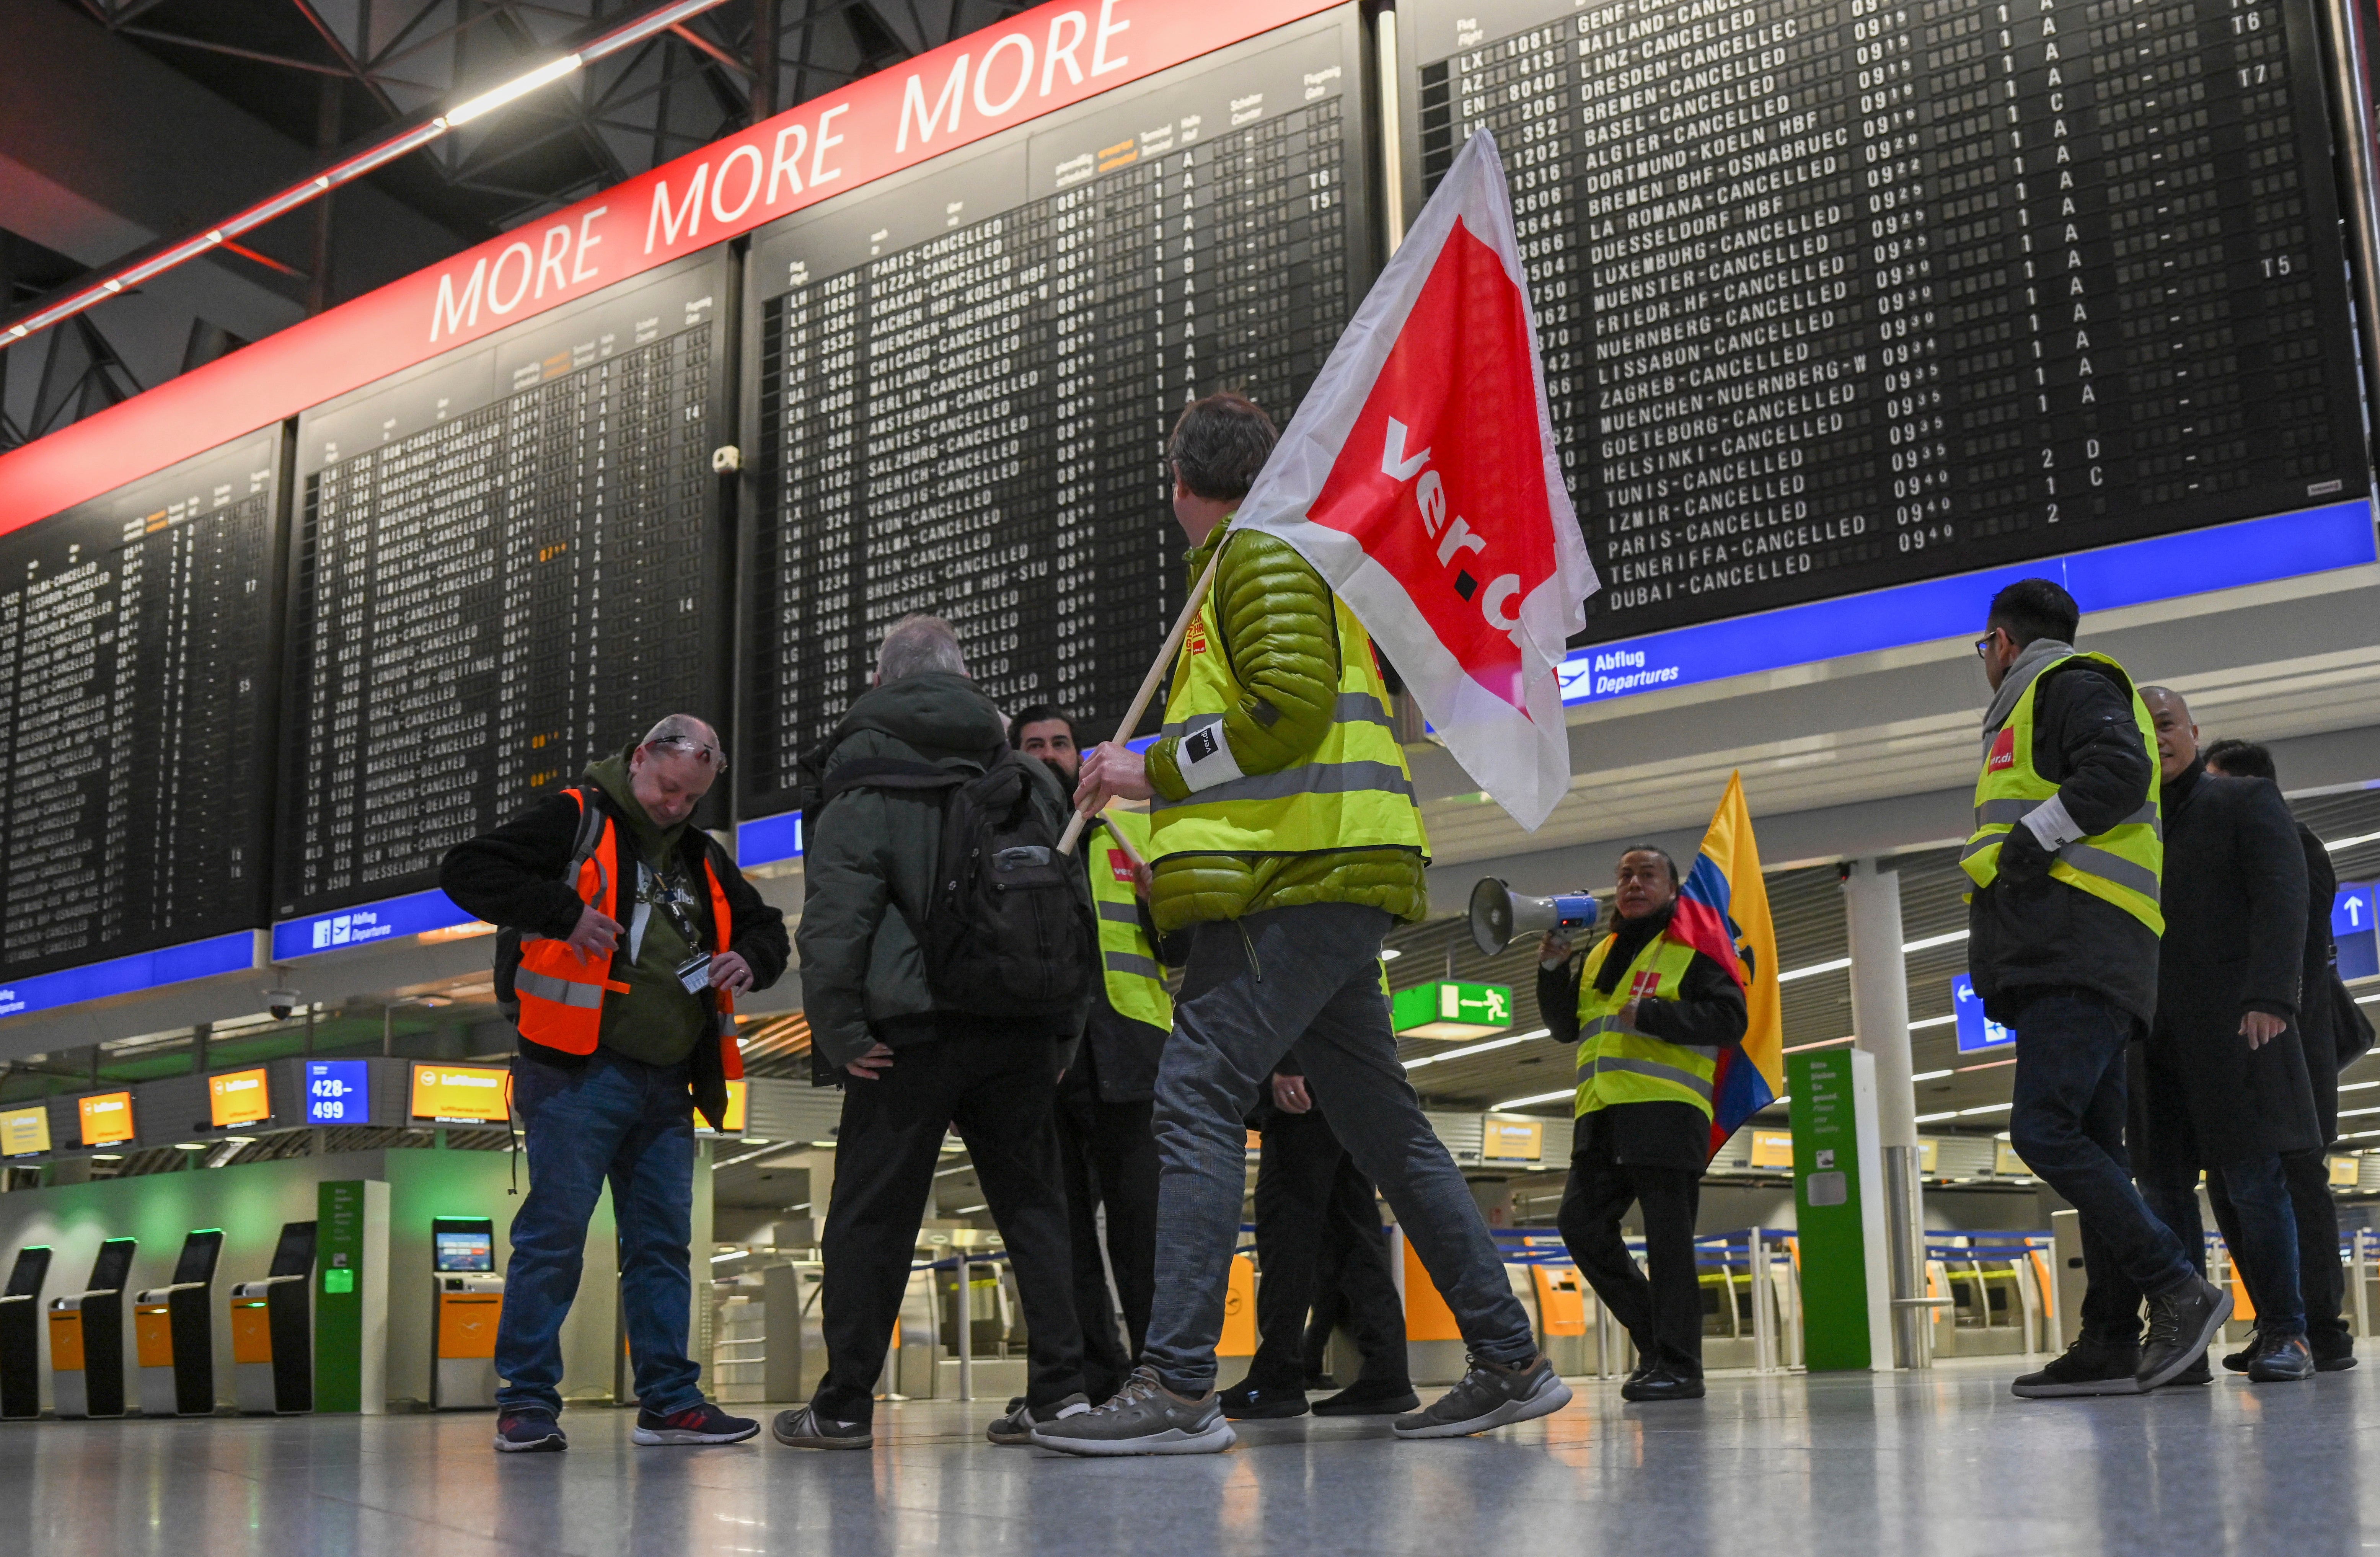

{"left": 1041, "top": 128, "right": 1593, "bottom": 1456}
{"left": 1534, "top": 776, "right": 1780, "bottom": 1402}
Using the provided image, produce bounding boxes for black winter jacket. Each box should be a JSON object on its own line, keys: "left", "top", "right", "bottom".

{"left": 440, "top": 781, "right": 790, "bottom": 1129}
{"left": 1966, "top": 656, "right": 2161, "bottom": 1028}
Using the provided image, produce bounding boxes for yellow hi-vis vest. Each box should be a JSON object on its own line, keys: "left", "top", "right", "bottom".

{"left": 1574, "top": 932, "right": 1713, "bottom": 1120}
{"left": 1148, "top": 534, "right": 1429, "bottom": 865}
{"left": 1086, "top": 809, "right": 1172, "bottom": 1031}
{"left": 1959, "top": 651, "right": 2165, "bottom": 934}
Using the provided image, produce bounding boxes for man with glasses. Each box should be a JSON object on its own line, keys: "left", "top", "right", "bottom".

{"left": 1964, "top": 581, "right": 2230, "bottom": 1398}
{"left": 443, "top": 714, "right": 789, "bottom": 1453}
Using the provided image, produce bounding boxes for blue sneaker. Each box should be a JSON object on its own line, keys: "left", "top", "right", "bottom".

{"left": 632, "top": 1400, "right": 760, "bottom": 1445}
{"left": 494, "top": 1410, "right": 566, "bottom": 1453}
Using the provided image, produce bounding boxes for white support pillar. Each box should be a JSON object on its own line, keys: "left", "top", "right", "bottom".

{"left": 1845, "top": 858, "right": 1929, "bottom": 1368}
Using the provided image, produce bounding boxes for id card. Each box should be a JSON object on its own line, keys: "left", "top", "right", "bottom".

{"left": 675, "top": 953, "right": 714, "bottom": 994}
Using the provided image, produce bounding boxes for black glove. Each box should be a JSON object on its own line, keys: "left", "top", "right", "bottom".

{"left": 1996, "top": 821, "right": 2054, "bottom": 887}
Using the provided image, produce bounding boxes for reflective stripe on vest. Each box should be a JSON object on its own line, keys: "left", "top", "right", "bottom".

{"left": 1573, "top": 932, "right": 1714, "bottom": 1120}
{"left": 1960, "top": 651, "right": 2165, "bottom": 935}
{"left": 1087, "top": 810, "right": 1172, "bottom": 1030}
{"left": 1148, "top": 528, "right": 1430, "bottom": 865}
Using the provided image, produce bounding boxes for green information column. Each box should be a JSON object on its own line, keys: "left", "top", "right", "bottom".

{"left": 315, "top": 1180, "right": 390, "bottom": 1413}
{"left": 1789, "top": 1049, "right": 1894, "bottom": 1371}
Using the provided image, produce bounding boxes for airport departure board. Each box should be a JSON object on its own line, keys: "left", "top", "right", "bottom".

{"left": 0, "top": 430, "right": 281, "bottom": 978}
{"left": 740, "top": 7, "right": 1370, "bottom": 815}
{"left": 1398, "top": 0, "right": 2370, "bottom": 641}
{"left": 278, "top": 251, "right": 731, "bottom": 918}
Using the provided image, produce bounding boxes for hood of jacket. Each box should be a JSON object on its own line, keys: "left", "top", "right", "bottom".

{"left": 798, "top": 672, "right": 1008, "bottom": 797}
{"left": 1981, "top": 636, "right": 2075, "bottom": 746}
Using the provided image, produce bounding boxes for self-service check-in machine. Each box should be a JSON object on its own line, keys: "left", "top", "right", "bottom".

{"left": 49, "top": 1237, "right": 136, "bottom": 1418}
{"left": 229, "top": 1221, "right": 317, "bottom": 1415}
{"left": 1, "top": 1246, "right": 53, "bottom": 1419}
{"left": 430, "top": 1216, "right": 501, "bottom": 1409}
{"left": 135, "top": 1229, "right": 224, "bottom": 1417}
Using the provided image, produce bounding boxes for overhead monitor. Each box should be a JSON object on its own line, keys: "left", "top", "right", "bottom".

{"left": 207, "top": 1068, "right": 271, "bottom": 1129}
{"left": 0, "top": 1104, "right": 50, "bottom": 1158}
{"left": 736, "top": 2, "right": 1374, "bottom": 816}
{"left": 304, "top": 1059, "right": 370, "bottom": 1126}
{"left": 0, "top": 429, "right": 281, "bottom": 982}
{"left": 77, "top": 1091, "right": 134, "bottom": 1148}
{"left": 430, "top": 1218, "right": 496, "bottom": 1274}
{"left": 1392, "top": 0, "right": 2369, "bottom": 644}
{"left": 409, "top": 1064, "right": 512, "bottom": 1125}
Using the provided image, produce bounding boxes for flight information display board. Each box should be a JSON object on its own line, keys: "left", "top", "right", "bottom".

{"left": 739, "top": 6, "right": 1371, "bottom": 816}
{"left": 1397, "top": 0, "right": 2370, "bottom": 642}
{"left": 279, "top": 251, "right": 732, "bottom": 919}
{"left": 0, "top": 430, "right": 280, "bottom": 979}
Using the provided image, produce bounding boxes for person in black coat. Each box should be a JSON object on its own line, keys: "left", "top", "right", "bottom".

{"left": 2202, "top": 736, "right": 2354, "bottom": 1371}
{"left": 2127, "top": 690, "right": 2318, "bottom": 1383}
{"left": 1539, "top": 846, "right": 1747, "bottom": 1402}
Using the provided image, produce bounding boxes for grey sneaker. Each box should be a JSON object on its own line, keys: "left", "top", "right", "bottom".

{"left": 1029, "top": 1365, "right": 1237, "bottom": 1457}
{"left": 1392, "top": 1354, "right": 1572, "bottom": 1439}
{"left": 987, "top": 1392, "right": 1090, "bottom": 1444}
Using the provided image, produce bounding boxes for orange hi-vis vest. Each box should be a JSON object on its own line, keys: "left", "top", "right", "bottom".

{"left": 512, "top": 788, "right": 743, "bottom": 1080}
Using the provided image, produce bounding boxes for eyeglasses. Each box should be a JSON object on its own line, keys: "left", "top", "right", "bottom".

{"left": 1973, "top": 630, "right": 2002, "bottom": 662}
{"left": 650, "top": 737, "right": 729, "bottom": 775}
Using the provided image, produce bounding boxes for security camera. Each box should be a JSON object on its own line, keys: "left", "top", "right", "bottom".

{"left": 266, "top": 988, "right": 301, "bottom": 1021}
{"left": 711, "top": 444, "right": 742, "bottom": 475}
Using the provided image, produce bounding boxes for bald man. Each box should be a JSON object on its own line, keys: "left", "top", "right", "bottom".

{"left": 2126, "top": 687, "right": 2319, "bottom": 1383}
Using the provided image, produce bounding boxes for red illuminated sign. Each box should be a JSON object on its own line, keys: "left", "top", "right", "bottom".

{"left": 0, "top": 0, "right": 1337, "bottom": 536}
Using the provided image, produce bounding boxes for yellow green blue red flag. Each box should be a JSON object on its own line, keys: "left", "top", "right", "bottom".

{"left": 1664, "top": 771, "right": 1784, "bottom": 1159}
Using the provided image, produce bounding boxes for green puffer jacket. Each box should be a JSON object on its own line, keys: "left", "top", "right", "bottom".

{"left": 1144, "top": 515, "right": 1430, "bottom": 932}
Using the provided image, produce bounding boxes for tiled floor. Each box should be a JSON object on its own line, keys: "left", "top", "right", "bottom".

{"left": 3, "top": 1358, "right": 2371, "bottom": 1555}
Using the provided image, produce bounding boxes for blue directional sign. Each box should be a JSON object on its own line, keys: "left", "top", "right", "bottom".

{"left": 304, "top": 1060, "right": 371, "bottom": 1126}
{"left": 2334, "top": 883, "right": 2379, "bottom": 983}
{"left": 1952, "top": 975, "right": 2014, "bottom": 1055}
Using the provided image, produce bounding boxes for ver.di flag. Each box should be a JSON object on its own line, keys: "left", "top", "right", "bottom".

{"left": 1229, "top": 129, "right": 1596, "bottom": 831}
{"left": 1668, "top": 772, "right": 1785, "bottom": 1161}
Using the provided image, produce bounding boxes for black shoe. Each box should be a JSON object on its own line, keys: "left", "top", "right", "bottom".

{"left": 632, "top": 1400, "right": 760, "bottom": 1445}
{"left": 771, "top": 1404, "right": 872, "bottom": 1450}
{"left": 1310, "top": 1379, "right": 1421, "bottom": 1417}
{"left": 1393, "top": 1354, "right": 1572, "bottom": 1437}
{"left": 2012, "top": 1338, "right": 2141, "bottom": 1398}
{"left": 2311, "top": 1330, "right": 2357, "bottom": 1372}
{"left": 2221, "top": 1328, "right": 2268, "bottom": 1373}
{"left": 494, "top": 1409, "right": 567, "bottom": 1453}
{"left": 2138, "top": 1275, "right": 2233, "bottom": 1391}
{"left": 987, "top": 1392, "right": 1090, "bottom": 1443}
{"left": 1217, "top": 1381, "right": 1309, "bottom": 1420}
{"left": 1620, "top": 1363, "right": 1705, "bottom": 1403}
{"left": 2248, "top": 1334, "right": 2315, "bottom": 1383}
{"left": 2165, "top": 1352, "right": 2214, "bottom": 1387}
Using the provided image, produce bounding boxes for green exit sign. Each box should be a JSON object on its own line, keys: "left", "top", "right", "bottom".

{"left": 1392, "top": 980, "right": 1513, "bottom": 1040}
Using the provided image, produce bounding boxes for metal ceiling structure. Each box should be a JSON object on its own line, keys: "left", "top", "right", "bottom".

{"left": 1, "top": 0, "right": 1034, "bottom": 450}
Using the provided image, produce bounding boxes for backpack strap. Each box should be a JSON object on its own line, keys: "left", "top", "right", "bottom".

{"left": 561, "top": 786, "right": 608, "bottom": 885}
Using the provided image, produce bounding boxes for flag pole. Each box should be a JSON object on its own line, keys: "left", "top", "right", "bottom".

{"left": 1058, "top": 546, "right": 1223, "bottom": 856}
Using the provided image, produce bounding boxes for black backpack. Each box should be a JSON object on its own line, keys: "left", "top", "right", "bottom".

{"left": 820, "top": 749, "right": 1095, "bottom": 1019}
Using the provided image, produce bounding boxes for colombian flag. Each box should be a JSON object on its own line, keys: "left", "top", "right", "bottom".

{"left": 1667, "top": 772, "right": 1785, "bottom": 1161}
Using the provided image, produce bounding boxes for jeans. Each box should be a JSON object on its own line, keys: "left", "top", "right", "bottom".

{"left": 496, "top": 1051, "right": 701, "bottom": 1417}
{"left": 2213, "top": 1149, "right": 2346, "bottom": 1342}
{"left": 1055, "top": 1086, "right": 1159, "bottom": 1402}
{"left": 1141, "top": 903, "right": 1537, "bottom": 1394}
{"left": 2150, "top": 1154, "right": 2305, "bottom": 1337}
{"left": 1557, "top": 1114, "right": 1706, "bottom": 1375}
{"left": 812, "top": 1036, "right": 1085, "bottom": 1423}
{"left": 1242, "top": 1106, "right": 1408, "bottom": 1394}
{"left": 2006, "top": 992, "right": 2196, "bottom": 1341}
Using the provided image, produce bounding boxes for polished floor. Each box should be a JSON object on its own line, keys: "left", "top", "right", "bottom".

{"left": 3, "top": 1358, "right": 2372, "bottom": 1556}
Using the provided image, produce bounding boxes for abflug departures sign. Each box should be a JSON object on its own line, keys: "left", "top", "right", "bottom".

{"left": 1397, "top": 0, "right": 2369, "bottom": 643}
{"left": 274, "top": 251, "right": 733, "bottom": 921}
{"left": 738, "top": 4, "right": 1372, "bottom": 815}
{"left": 0, "top": 431, "right": 281, "bottom": 981}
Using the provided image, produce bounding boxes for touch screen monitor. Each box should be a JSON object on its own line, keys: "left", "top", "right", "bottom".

{"left": 77, "top": 1091, "right": 134, "bottom": 1148}
{"left": 410, "top": 1064, "right": 510, "bottom": 1124}
{"left": 207, "top": 1068, "right": 271, "bottom": 1128}
{"left": 431, "top": 1218, "right": 496, "bottom": 1275}
{"left": 0, "top": 1104, "right": 49, "bottom": 1157}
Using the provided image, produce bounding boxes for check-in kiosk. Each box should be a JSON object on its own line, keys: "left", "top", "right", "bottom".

{"left": 135, "top": 1228, "right": 224, "bottom": 1417}
{"left": 429, "top": 1216, "right": 501, "bottom": 1409}
{"left": 1, "top": 1246, "right": 52, "bottom": 1419}
{"left": 49, "top": 1237, "right": 137, "bottom": 1418}
{"left": 229, "top": 1221, "right": 317, "bottom": 1414}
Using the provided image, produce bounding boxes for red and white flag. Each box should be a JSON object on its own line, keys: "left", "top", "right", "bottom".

{"left": 1232, "top": 129, "right": 1596, "bottom": 831}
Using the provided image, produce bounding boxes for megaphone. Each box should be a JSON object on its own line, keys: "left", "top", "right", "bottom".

{"left": 1468, "top": 877, "right": 1601, "bottom": 957}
